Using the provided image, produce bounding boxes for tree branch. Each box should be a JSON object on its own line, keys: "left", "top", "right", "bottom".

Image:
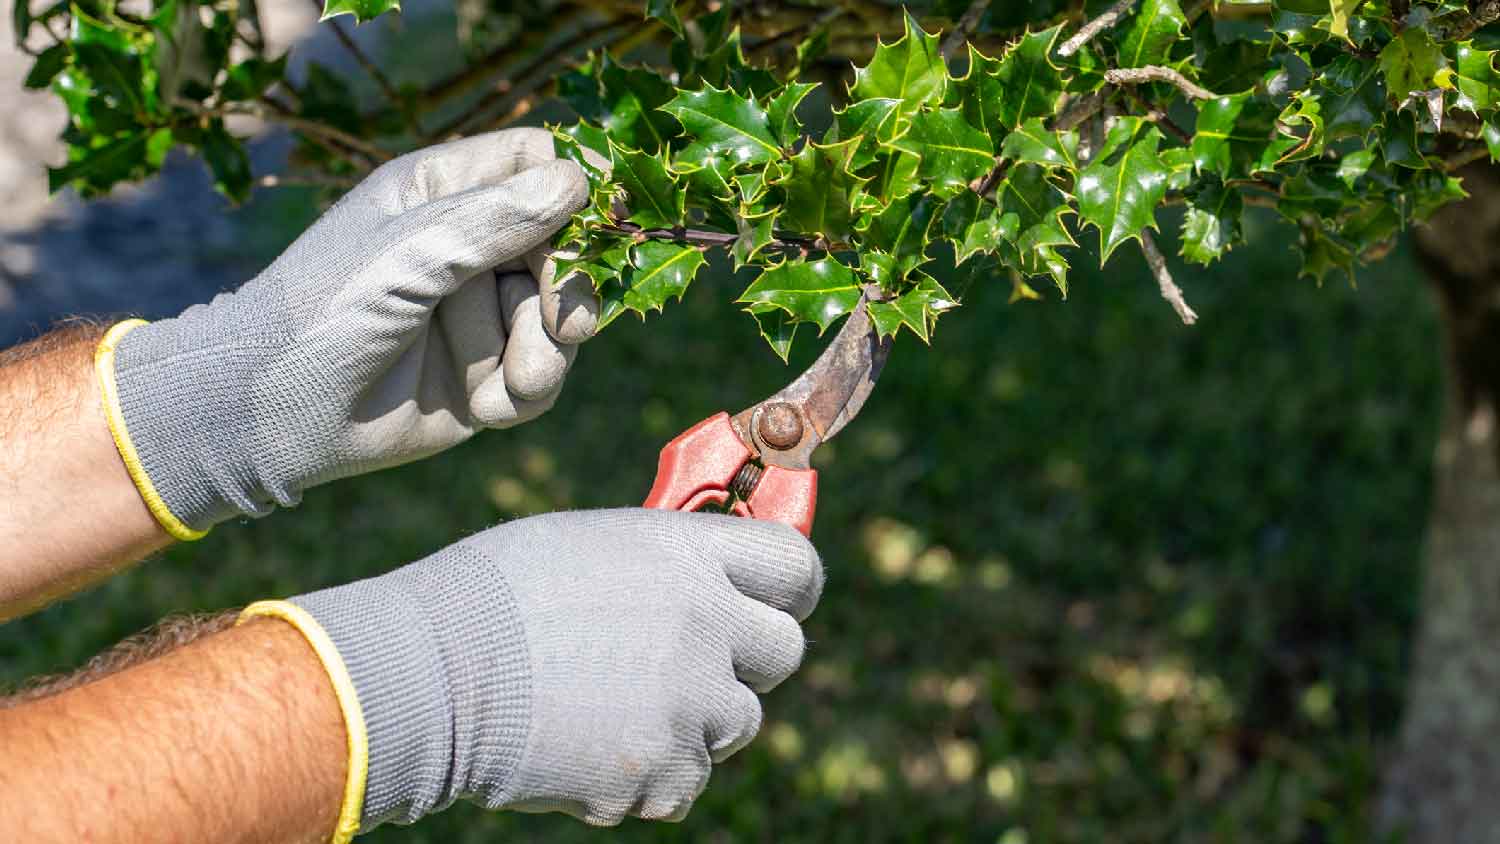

{"left": 941, "top": 0, "right": 990, "bottom": 60}
{"left": 427, "top": 17, "right": 636, "bottom": 141}
{"left": 306, "top": 0, "right": 418, "bottom": 135}
{"left": 1436, "top": 0, "right": 1500, "bottom": 40}
{"left": 1118, "top": 85, "right": 1192, "bottom": 143}
{"left": 1057, "top": 0, "right": 1137, "bottom": 58}
{"left": 751, "top": 7, "right": 845, "bottom": 57}
{"left": 1140, "top": 230, "right": 1198, "bottom": 325}
{"left": 603, "top": 221, "right": 818, "bottom": 251}
{"left": 214, "top": 100, "right": 395, "bottom": 165}
{"left": 1105, "top": 65, "right": 1217, "bottom": 100}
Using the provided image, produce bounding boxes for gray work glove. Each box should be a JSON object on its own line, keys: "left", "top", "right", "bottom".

{"left": 256, "top": 509, "right": 823, "bottom": 832}
{"left": 101, "top": 129, "right": 602, "bottom": 537}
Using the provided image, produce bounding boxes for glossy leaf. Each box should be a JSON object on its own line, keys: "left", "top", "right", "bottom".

{"left": 622, "top": 241, "right": 706, "bottom": 314}
{"left": 661, "top": 84, "right": 782, "bottom": 166}
{"left": 321, "top": 0, "right": 401, "bottom": 25}
{"left": 739, "top": 257, "right": 863, "bottom": 333}
{"left": 1076, "top": 118, "right": 1169, "bottom": 262}
{"left": 1379, "top": 28, "right": 1446, "bottom": 102}
{"left": 890, "top": 107, "right": 995, "bottom": 197}
{"left": 1118, "top": 0, "right": 1186, "bottom": 69}
{"left": 999, "top": 117, "right": 1079, "bottom": 171}
{"left": 1179, "top": 181, "right": 1243, "bottom": 265}
{"left": 610, "top": 141, "right": 684, "bottom": 229}
{"left": 1451, "top": 42, "right": 1500, "bottom": 112}
{"left": 859, "top": 191, "right": 942, "bottom": 278}
{"left": 849, "top": 12, "right": 946, "bottom": 116}
{"left": 777, "top": 137, "right": 869, "bottom": 243}
{"left": 832, "top": 97, "right": 903, "bottom": 169}
{"left": 948, "top": 27, "right": 1064, "bottom": 144}
{"left": 868, "top": 274, "right": 957, "bottom": 342}
{"left": 767, "top": 82, "right": 818, "bottom": 147}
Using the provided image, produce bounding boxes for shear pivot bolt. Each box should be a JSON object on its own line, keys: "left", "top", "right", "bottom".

{"left": 758, "top": 402, "right": 804, "bottom": 450}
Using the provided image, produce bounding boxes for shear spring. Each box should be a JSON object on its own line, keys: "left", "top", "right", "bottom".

{"left": 729, "top": 463, "right": 762, "bottom": 501}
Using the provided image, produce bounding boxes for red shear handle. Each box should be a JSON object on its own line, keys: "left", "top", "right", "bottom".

{"left": 742, "top": 465, "right": 817, "bottom": 537}
{"left": 643, "top": 412, "right": 819, "bottom": 536}
{"left": 644, "top": 413, "right": 750, "bottom": 513}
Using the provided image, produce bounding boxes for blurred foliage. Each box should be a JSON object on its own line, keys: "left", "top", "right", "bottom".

{"left": 0, "top": 200, "right": 1439, "bottom": 842}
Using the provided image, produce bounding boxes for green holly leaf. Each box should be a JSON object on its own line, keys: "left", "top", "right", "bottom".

{"left": 1337, "top": 148, "right": 1375, "bottom": 187}
{"left": 1380, "top": 28, "right": 1447, "bottom": 102}
{"left": 849, "top": 12, "right": 946, "bottom": 117}
{"left": 1193, "top": 93, "right": 1268, "bottom": 178}
{"left": 858, "top": 191, "right": 942, "bottom": 278}
{"left": 49, "top": 128, "right": 171, "bottom": 196}
{"left": 1297, "top": 221, "right": 1356, "bottom": 284}
{"left": 777, "top": 137, "right": 870, "bottom": 243}
{"left": 1258, "top": 93, "right": 1325, "bottom": 169}
{"left": 661, "top": 84, "right": 782, "bottom": 166}
{"left": 622, "top": 241, "right": 706, "bottom": 314}
{"left": 734, "top": 161, "right": 782, "bottom": 204}
{"left": 609, "top": 140, "right": 684, "bottom": 229}
{"left": 1160, "top": 147, "right": 1195, "bottom": 189}
{"left": 320, "top": 0, "right": 400, "bottom": 24}
{"left": 222, "top": 55, "right": 288, "bottom": 102}
{"left": 1380, "top": 107, "right": 1427, "bottom": 169}
{"left": 1075, "top": 117, "right": 1169, "bottom": 262}
{"left": 645, "top": 0, "right": 684, "bottom": 37}
{"left": 947, "top": 26, "right": 1064, "bottom": 145}
{"left": 1483, "top": 117, "right": 1500, "bottom": 161}
{"left": 868, "top": 149, "right": 922, "bottom": 204}
{"left": 1179, "top": 181, "right": 1243, "bottom": 265}
{"left": 767, "top": 81, "right": 818, "bottom": 146}
{"left": 996, "top": 164, "right": 1075, "bottom": 295}
{"left": 942, "top": 191, "right": 1016, "bottom": 265}
{"left": 739, "top": 257, "right": 863, "bottom": 333}
{"left": 673, "top": 146, "right": 736, "bottom": 203}
{"left": 1451, "top": 42, "right": 1500, "bottom": 112}
{"left": 695, "top": 26, "right": 780, "bottom": 98}
{"left": 595, "top": 56, "right": 680, "bottom": 154}
{"left": 195, "top": 121, "right": 252, "bottom": 203}
{"left": 23, "top": 43, "right": 68, "bottom": 90}
{"left": 832, "top": 97, "right": 904, "bottom": 170}
{"left": 868, "top": 274, "right": 958, "bottom": 342}
{"left": 1118, "top": 0, "right": 1186, "bottom": 69}
{"left": 750, "top": 306, "right": 802, "bottom": 362}
{"left": 733, "top": 205, "right": 779, "bottom": 267}
{"left": 891, "top": 107, "right": 995, "bottom": 197}
{"left": 999, "top": 117, "right": 1079, "bottom": 171}
{"left": 1318, "top": 56, "right": 1384, "bottom": 140}
{"left": 1327, "top": 0, "right": 1361, "bottom": 43}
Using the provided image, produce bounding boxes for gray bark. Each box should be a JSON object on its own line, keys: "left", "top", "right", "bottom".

{"left": 1382, "top": 162, "right": 1500, "bottom": 844}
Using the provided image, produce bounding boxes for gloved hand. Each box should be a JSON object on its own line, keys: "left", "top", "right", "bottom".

{"left": 240, "top": 509, "right": 823, "bottom": 839}
{"left": 94, "top": 128, "right": 602, "bottom": 539}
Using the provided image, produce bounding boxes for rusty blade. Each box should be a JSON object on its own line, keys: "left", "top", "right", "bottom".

{"left": 730, "top": 288, "right": 892, "bottom": 470}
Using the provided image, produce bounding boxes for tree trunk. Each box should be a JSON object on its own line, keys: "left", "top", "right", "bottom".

{"left": 1381, "top": 162, "right": 1500, "bottom": 843}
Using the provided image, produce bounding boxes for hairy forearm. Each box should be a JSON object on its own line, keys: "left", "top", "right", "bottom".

{"left": 0, "top": 323, "right": 168, "bottom": 621}
{"left": 0, "top": 616, "right": 346, "bottom": 843}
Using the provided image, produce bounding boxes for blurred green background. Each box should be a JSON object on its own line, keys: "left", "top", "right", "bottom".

{"left": 0, "top": 198, "right": 1439, "bottom": 842}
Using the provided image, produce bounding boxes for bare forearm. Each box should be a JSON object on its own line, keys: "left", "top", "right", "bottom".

{"left": 0, "top": 323, "right": 168, "bottom": 620}
{"left": 0, "top": 616, "right": 346, "bottom": 843}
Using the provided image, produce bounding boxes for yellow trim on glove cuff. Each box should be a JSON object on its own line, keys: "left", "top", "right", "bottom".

{"left": 94, "top": 319, "right": 209, "bottom": 542}
{"left": 239, "top": 600, "right": 369, "bottom": 844}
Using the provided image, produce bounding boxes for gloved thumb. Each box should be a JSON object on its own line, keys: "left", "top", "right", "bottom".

{"left": 377, "top": 159, "right": 588, "bottom": 306}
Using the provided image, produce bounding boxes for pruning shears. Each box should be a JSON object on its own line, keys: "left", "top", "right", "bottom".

{"left": 643, "top": 286, "right": 892, "bottom": 536}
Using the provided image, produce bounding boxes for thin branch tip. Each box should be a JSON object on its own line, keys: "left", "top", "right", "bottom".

{"left": 1140, "top": 231, "right": 1198, "bottom": 325}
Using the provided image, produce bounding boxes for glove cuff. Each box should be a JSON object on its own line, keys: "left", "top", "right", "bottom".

{"left": 94, "top": 319, "right": 210, "bottom": 541}
{"left": 287, "top": 546, "right": 534, "bottom": 831}
{"left": 109, "top": 306, "right": 287, "bottom": 533}
{"left": 237, "top": 601, "right": 369, "bottom": 844}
